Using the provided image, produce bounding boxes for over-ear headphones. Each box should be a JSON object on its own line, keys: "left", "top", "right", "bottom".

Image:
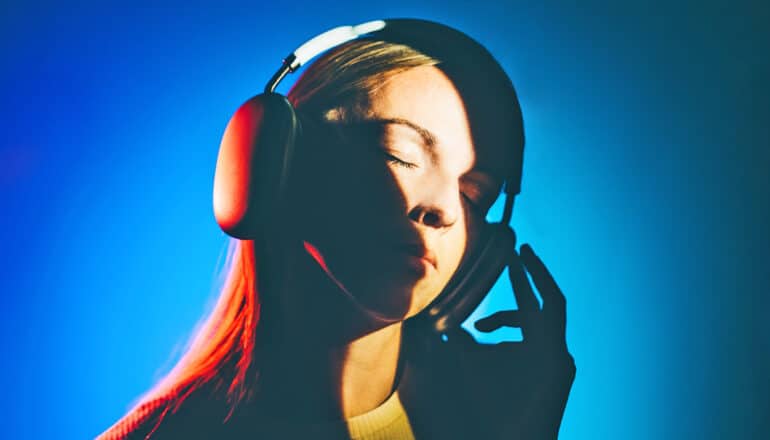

{"left": 213, "top": 18, "right": 524, "bottom": 334}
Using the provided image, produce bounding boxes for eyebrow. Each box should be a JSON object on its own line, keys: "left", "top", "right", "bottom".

{"left": 374, "top": 117, "right": 438, "bottom": 149}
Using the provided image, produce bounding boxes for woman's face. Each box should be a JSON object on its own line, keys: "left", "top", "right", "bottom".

{"left": 300, "top": 65, "right": 503, "bottom": 322}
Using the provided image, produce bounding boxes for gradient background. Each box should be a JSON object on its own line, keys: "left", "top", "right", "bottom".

{"left": 2, "top": 1, "right": 768, "bottom": 438}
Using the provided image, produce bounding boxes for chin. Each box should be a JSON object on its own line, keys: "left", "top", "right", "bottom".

{"left": 346, "top": 275, "right": 432, "bottom": 322}
{"left": 387, "top": 277, "right": 446, "bottom": 320}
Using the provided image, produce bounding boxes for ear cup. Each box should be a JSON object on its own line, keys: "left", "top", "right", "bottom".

{"left": 414, "top": 222, "right": 517, "bottom": 334}
{"left": 213, "top": 93, "right": 300, "bottom": 240}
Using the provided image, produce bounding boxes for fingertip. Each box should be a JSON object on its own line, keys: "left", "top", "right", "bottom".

{"left": 474, "top": 319, "right": 493, "bottom": 332}
{"left": 520, "top": 243, "right": 535, "bottom": 258}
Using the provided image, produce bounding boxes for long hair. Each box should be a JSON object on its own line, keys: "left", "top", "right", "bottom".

{"left": 98, "top": 40, "right": 440, "bottom": 439}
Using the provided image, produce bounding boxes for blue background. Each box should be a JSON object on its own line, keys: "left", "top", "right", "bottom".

{"left": 1, "top": 1, "right": 767, "bottom": 438}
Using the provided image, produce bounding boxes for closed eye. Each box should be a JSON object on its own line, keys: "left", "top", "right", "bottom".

{"left": 383, "top": 152, "right": 418, "bottom": 169}
{"left": 462, "top": 171, "right": 502, "bottom": 213}
{"left": 461, "top": 193, "right": 486, "bottom": 216}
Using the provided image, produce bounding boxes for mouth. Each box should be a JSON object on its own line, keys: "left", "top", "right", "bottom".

{"left": 396, "top": 243, "right": 437, "bottom": 269}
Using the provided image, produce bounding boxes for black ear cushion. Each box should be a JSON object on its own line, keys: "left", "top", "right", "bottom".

{"left": 255, "top": 94, "right": 300, "bottom": 223}
{"left": 213, "top": 93, "right": 300, "bottom": 239}
{"left": 414, "top": 223, "right": 517, "bottom": 334}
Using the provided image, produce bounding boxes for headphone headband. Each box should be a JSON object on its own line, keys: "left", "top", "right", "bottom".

{"left": 265, "top": 18, "right": 525, "bottom": 205}
{"left": 266, "top": 20, "right": 387, "bottom": 92}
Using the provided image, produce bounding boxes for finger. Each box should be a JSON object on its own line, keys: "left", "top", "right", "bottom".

{"left": 520, "top": 244, "right": 566, "bottom": 316}
{"left": 474, "top": 310, "right": 524, "bottom": 332}
{"left": 508, "top": 249, "right": 540, "bottom": 314}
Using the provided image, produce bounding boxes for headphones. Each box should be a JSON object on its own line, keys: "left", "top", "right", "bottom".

{"left": 213, "top": 18, "right": 524, "bottom": 334}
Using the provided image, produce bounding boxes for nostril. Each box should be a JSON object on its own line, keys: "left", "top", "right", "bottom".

{"left": 409, "top": 205, "right": 455, "bottom": 229}
{"left": 423, "top": 211, "right": 440, "bottom": 227}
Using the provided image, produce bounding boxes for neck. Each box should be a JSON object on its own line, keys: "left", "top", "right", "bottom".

{"left": 251, "top": 243, "right": 406, "bottom": 422}
{"left": 256, "top": 320, "right": 404, "bottom": 421}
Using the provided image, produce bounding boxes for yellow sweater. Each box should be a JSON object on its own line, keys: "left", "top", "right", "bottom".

{"left": 251, "top": 390, "right": 416, "bottom": 439}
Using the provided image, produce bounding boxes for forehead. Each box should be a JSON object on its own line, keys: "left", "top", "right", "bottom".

{"left": 362, "top": 65, "right": 504, "bottom": 178}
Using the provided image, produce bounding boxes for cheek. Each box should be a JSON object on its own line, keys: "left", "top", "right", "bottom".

{"left": 438, "top": 209, "right": 485, "bottom": 281}
{"left": 434, "top": 216, "right": 470, "bottom": 280}
{"left": 322, "top": 165, "right": 406, "bottom": 223}
{"left": 296, "top": 162, "right": 406, "bottom": 252}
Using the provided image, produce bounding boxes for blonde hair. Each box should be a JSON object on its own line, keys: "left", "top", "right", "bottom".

{"left": 288, "top": 39, "right": 440, "bottom": 121}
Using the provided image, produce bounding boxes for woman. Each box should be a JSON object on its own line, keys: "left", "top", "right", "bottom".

{"left": 99, "top": 20, "right": 575, "bottom": 440}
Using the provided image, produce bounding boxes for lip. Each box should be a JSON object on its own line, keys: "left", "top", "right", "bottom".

{"left": 396, "top": 243, "right": 437, "bottom": 269}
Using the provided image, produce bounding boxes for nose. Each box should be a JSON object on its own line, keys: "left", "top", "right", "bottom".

{"left": 407, "top": 180, "right": 459, "bottom": 230}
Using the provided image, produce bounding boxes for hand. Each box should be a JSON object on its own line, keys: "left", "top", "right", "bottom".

{"left": 441, "top": 243, "right": 576, "bottom": 439}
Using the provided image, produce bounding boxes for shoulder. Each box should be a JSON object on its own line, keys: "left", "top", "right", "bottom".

{"left": 96, "top": 392, "right": 230, "bottom": 440}
{"left": 96, "top": 396, "right": 173, "bottom": 440}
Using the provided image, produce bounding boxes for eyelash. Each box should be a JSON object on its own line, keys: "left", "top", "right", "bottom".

{"left": 381, "top": 150, "right": 486, "bottom": 215}
{"left": 383, "top": 152, "right": 418, "bottom": 169}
